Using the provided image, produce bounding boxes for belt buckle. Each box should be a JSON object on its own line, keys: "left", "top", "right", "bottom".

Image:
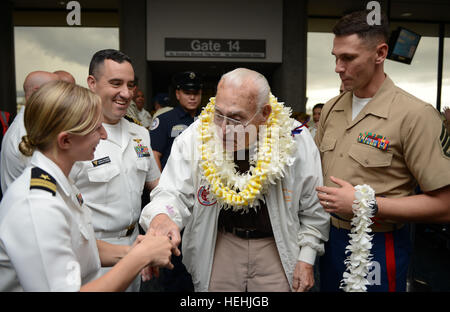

{"left": 232, "top": 227, "right": 241, "bottom": 237}
{"left": 232, "top": 227, "right": 251, "bottom": 239}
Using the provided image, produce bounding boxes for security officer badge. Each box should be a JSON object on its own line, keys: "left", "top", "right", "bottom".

{"left": 133, "top": 138, "right": 151, "bottom": 158}
{"left": 150, "top": 118, "right": 159, "bottom": 131}
{"left": 171, "top": 124, "right": 188, "bottom": 138}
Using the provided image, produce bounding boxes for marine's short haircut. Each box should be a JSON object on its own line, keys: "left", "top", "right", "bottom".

{"left": 333, "top": 10, "right": 390, "bottom": 46}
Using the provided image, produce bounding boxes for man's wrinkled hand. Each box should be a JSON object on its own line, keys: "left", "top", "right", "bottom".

{"left": 148, "top": 213, "right": 181, "bottom": 255}
{"left": 292, "top": 261, "right": 314, "bottom": 292}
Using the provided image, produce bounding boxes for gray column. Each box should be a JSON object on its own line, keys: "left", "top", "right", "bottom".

{"left": 272, "top": 0, "right": 307, "bottom": 113}
{"left": 119, "top": 0, "right": 151, "bottom": 107}
{"left": 0, "top": 0, "right": 17, "bottom": 116}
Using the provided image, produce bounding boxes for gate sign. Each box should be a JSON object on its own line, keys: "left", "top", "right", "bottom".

{"left": 165, "top": 38, "right": 266, "bottom": 59}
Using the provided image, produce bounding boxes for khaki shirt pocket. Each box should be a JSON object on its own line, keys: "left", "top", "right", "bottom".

{"left": 319, "top": 137, "right": 336, "bottom": 153}
{"left": 348, "top": 143, "right": 393, "bottom": 168}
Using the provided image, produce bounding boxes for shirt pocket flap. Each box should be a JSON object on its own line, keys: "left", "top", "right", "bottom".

{"left": 78, "top": 224, "right": 91, "bottom": 241}
{"left": 349, "top": 143, "right": 393, "bottom": 167}
{"left": 319, "top": 137, "right": 337, "bottom": 152}
{"left": 87, "top": 163, "right": 120, "bottom": 182}
{"left": 136, "top": 158, "right": 149, "bottom": 172}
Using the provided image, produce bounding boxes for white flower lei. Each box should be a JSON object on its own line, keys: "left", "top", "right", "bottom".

{"left": 340, "top": 184, "right": 376, "bottom": 292}
{"left": 197, "top": 93, "right": 296, "bottom": 212}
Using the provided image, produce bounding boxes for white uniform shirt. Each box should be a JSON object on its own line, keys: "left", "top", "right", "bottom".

{"left": 0, "top": 151, "right": 101, "bottom": 291}
{"left": 137, "top": 109, "right": 153, "bottom": 129}
{"left": 70, "top": 118, "right": 160, "bottom": 245}
{"left": 1, "top": 108, "right": 30, "bottom": 192}
{"left": 309, "top": 125, "right": 317, "bottom": 138}
{"left": 126, "top": 101, "right": 140, "bottom": 123}
{"left": 140, "top": 120, "right": 330, "bottom": 292}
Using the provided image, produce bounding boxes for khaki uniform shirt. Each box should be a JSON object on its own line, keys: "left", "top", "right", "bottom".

{"left": 315, "top": 75, "right": 450, "bottom": 221}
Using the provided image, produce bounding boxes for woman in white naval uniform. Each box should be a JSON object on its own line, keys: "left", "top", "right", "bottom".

{"left": 0, "top": 81, "right": 176, "bottom": 291}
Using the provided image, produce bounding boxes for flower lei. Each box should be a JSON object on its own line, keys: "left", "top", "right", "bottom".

{"left": 340, "top": 184, "right": 376, "bottom": 292}
{"left": 197, "top": 93, "right": 295, "bottom": 212}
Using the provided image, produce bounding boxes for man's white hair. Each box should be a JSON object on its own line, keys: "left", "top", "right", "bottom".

{"left": 219, "top": 68, "right": 270, "bottom": 109}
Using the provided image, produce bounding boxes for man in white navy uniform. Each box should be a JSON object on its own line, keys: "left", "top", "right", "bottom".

{"left": 70, "top": 49, "right": 161, "bottom": 291}
{"left": 1, "top": 71, "right": 59, "bottom": 193}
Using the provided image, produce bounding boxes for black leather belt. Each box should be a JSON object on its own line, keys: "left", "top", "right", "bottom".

{"left": 222, "top": 225, "right": 273, "bottom": 239}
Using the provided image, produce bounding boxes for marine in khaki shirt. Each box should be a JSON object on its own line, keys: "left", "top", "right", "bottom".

{"left": 314, "top": 21, "right": 450, "bottom": 227}
{"left": 315, "top": 10, "right": 450, "bottom": 292}
{"left": 316, "top": 75, "right": 450, "bottom": 225}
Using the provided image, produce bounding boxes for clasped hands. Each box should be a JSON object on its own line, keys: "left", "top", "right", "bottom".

{"left": 134, "top": 214, "right": 181, "bottom": 281}
{"left": 316, "top": 176, "right": 356, "bottom": 217}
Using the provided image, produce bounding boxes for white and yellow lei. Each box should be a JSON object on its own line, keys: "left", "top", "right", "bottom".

{"left": 197, "top": 93, "right": 296, "bottom": 212}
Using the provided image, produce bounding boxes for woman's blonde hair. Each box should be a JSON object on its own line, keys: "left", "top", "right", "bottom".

{"left": 19, "top": 80, "right": 102, "bottom": 156}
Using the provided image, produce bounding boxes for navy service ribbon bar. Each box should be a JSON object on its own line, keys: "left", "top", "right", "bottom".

{"left": 357, "top": 132, "right": 390, "bottom": 151}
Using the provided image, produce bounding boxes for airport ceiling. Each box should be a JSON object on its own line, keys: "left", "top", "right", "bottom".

{"left": 11, "top": 0, "right": 450, "bottom": 23}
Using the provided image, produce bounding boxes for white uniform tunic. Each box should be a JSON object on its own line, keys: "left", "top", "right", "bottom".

{"left": 71, "top": 118, "right": 160, "bottom": 292}
{"left": 0, "top": 108, "right": 30, "bottom": 192}
{"left": 0, "top": 151, "right": 101, "bottom": 291}
{"left": 140, "top": 120, "right": 330, "bottom": 292}
{"left": 70, "top": 118, "right": 160, "bottom": 245}
{"left": 137, "top": 109, "right": 153, "bottom": 129}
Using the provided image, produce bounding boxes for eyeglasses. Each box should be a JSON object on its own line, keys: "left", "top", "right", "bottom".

{"left": 213, "top": 109, "right": 260, "bottom": 127}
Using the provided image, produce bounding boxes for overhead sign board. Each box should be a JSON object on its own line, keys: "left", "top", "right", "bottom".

{"left": 165, "top": 38, "right": 266, "bottom": 59}
{"left": 147, "top": 0, "right": 282, "bottom": 62}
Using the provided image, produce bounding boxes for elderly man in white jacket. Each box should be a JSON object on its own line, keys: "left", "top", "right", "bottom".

{"left": 140, "top": 68, "right": 329, "bottom": 292}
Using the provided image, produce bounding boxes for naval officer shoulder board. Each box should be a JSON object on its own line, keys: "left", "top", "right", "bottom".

{"left": 30, "top": 167, "right": 57, "bottom": 196}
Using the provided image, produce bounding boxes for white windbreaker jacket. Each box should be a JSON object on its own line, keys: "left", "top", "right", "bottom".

{"left": 140, "top": 119, "right": 330, "bottom": 292}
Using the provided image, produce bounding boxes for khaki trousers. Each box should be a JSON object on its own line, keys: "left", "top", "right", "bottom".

{"left": 208, "top": 230, "right": 291, "bottom": 292}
